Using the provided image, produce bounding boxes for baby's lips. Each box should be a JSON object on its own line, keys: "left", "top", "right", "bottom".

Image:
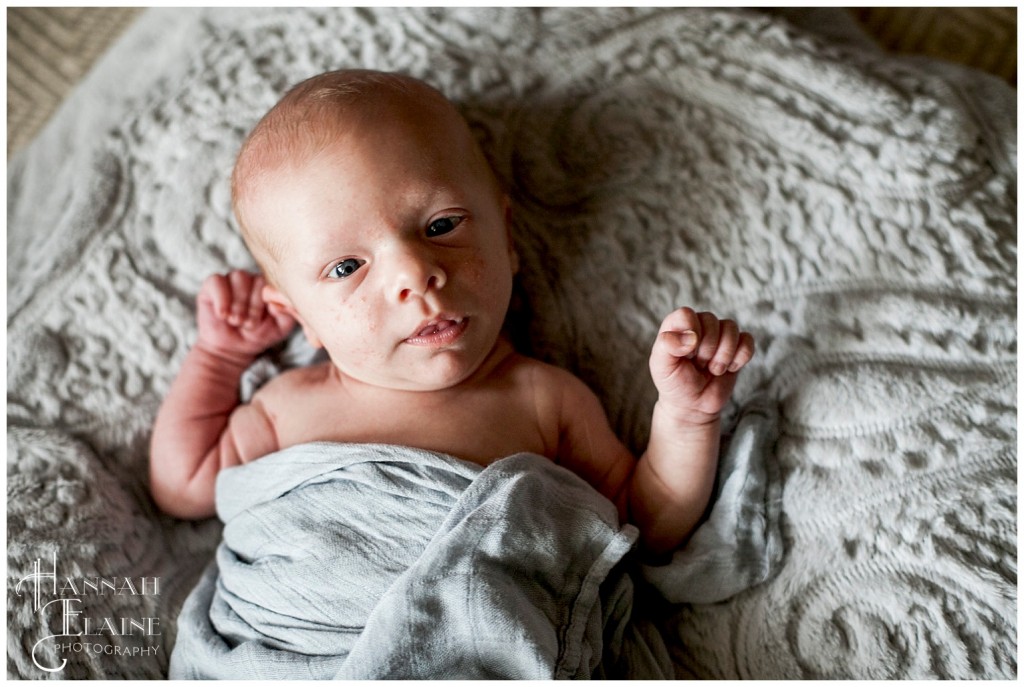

{"left": 407, "top": 314, "right": 465, "bottom": 340}
{"left": 403, "top": 315, "right": 469, "bottom": 346}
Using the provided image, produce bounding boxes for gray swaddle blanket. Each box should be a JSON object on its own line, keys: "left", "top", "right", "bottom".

{"left": 170, "top": 403, "right": 779, "bottom": 679}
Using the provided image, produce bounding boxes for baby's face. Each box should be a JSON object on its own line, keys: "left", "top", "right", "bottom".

{"left": 253, "top": 103, "right": 516, "bottom": 392}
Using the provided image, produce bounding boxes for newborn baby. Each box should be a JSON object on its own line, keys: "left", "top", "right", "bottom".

{"left": 149, "top": 69, "right": 754, "bottom": 554}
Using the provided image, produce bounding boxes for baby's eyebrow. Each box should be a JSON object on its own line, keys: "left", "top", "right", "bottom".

{"left": 306, "top": 236, "right": 356, "bottom": 261}
{"left": 384, "top": 185, "right": 469, "bottom": 225}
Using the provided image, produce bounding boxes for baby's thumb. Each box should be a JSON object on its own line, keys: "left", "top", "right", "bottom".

{"left": 662, "top": 330, "right": 698, "bottom": 357}
{"left": 649, "top": 329, "right": 698, "bottom": 379}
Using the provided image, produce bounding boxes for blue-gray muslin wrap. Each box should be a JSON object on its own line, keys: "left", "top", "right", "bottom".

{"left": 170, "top": 402, "right": 779, "bottom": 679}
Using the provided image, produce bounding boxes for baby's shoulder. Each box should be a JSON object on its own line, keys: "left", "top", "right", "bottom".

{"left": 504, "top": 354, "right": 594, "bottom": 407}
{"left": 506, "top": 356, "right": 614, "bottom": 451}
{"left": 250, "top": 360, "right": 336, "bottom": 403}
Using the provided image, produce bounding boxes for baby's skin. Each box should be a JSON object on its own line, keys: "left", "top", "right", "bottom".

{"left": 149, "top": 70, "right": 754, "bottom": 554}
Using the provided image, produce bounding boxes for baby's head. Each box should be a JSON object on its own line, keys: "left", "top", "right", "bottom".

{"left": 231, "top": 69, "right": 518, "bottom": 391}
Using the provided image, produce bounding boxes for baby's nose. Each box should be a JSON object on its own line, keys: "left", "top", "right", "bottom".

{"left": 392, "top": 248, "right": 446, "bottom": 302}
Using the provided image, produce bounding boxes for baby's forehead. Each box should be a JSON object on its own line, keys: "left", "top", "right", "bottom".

{"left": 233, "top": 71, "right": 501, "bottom": 248}
{"left": 251, "top": 74, "right": 471, "bottom": 173}
{"left": 282, "top": 71, "right": 455, "bottom": 132}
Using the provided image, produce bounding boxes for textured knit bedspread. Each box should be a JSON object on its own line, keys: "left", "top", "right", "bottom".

{"left": 7, "top": 7, "right": 1016, "bottom": 679}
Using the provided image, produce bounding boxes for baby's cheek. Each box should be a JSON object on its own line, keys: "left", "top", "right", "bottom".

{"left": 468, "top": 253, "right": 511, "bottom": 294}
{"left": 456, "top": 256, "right": 486, "bottom": 285}
{"left": 333, "top": 338, "right": 381, "bottom": 372}
{"left": 326, "top": 305, "right": 376, "bottom": 356}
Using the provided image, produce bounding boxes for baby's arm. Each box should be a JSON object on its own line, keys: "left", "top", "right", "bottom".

{"left": 149, "top": 270, "right": 295, "bottom": 519}
{"left": 556, "top": 308, "right": 754, "bottom": 555}
{"left": 631, "top": 307, "right": 755, "bottom": 553}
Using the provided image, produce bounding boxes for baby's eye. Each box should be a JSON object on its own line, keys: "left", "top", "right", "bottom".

{"left": 328, "top": 258, "right": 364, "bottom": 280}
{"left": 426, "top": 216, "right": 463, "bottom": 238}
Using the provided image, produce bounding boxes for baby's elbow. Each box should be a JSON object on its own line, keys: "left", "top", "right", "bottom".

{"left": 610, "top": 479, "right": 631, "bottom": 526}
{"left": 149, "top": 453, "right": 220, "bottom": 520}
{"left": 639, "top": 528, "right": 690, "bottom": 559}
{"left": 150, "top": 478, "right": 217, "bottom": 520}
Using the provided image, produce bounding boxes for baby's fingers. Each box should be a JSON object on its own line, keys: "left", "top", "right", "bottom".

{"left": 707, "top": 319, "right": 739, "bottom": 376}
{"left": 241, "top": 274, "right": 269, "bottom": 330}
{"left": 693, "top": 312, "right": 721, "bottom": 368}
{"left": 650, "top": 329, "right": 702, "bottom": 390}
{"left": 653, "top": 329, "right": 699, "bottom": 361}
{"left": 198, "top": 273, "right": 232, "bottom": 320}
{"left": 707, "top": 322, "right": 756, "bottom": 376}
{"left": 650, "top": 307, "right": 703, "bottom": 382}
{"left": 728, "top": 332, "right": 756, "bottom": 373}
{"left": 225, "top": 270, "right": 257, "bottom": 326}
{"left": 656, "top": 307, "right": 702, "bottom": 353}
{"left": 655, "top": 307, "right": 756, "bottom": 377}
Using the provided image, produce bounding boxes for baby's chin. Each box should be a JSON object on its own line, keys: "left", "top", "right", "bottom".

{"left": 330, "top": 352, "right": 488, "bottom": 393}
{"left": 326, "top": 321, "right": 514, "bottom": 392}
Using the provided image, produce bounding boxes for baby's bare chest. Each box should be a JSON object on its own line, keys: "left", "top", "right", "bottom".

{"left": 264, "top": 375, "right": 557, "bottom": 467}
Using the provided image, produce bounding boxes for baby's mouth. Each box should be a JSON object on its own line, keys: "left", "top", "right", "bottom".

{"left": 405, "top": 317, "right": 469, "bottom": 346}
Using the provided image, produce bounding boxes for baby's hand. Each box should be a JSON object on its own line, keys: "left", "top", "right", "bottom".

{"left": 195, "top": 270, "right": 296, "bottom": 361}
{"left": 649, "top": 307, "right": 755, "bottom": 426}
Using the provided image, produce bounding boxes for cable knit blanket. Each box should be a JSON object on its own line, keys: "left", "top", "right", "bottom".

{"left": 7, "top": 7, "right": 1016, "bottom": 680}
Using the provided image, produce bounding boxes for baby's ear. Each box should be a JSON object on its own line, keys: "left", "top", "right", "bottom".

{"left": 262, "top": 284, "right": 323, "bottom": 349}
